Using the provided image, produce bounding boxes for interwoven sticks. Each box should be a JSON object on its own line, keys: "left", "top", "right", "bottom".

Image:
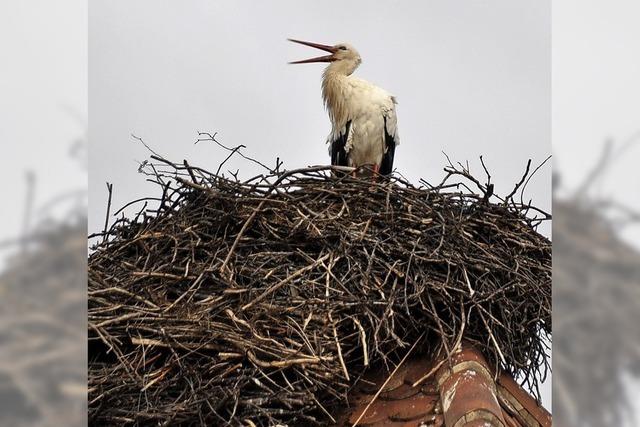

{"left": 89, "top": 157, "right": 550, "bottom": 426}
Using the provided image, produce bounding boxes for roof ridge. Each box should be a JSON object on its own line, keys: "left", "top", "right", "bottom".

{"left": 338, "top": 343, "right": 552, "bottom": 426}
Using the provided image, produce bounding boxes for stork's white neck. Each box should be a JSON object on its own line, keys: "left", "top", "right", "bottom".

{"left": 325, "top": 57, "right": 360, "bottom": 76}
{"left": 321, "top": 59, "right": 360, "bottom": 127}
{"left": 321, "top": 72, "right": 347, "bottom": 127}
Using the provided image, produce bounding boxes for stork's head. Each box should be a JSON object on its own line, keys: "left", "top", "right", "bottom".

{"left": 288, "top": 39, "right": 362, "bottom": 76}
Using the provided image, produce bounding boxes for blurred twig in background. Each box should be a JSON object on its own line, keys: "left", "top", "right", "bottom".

{"left": 0, "top": 136, "right": 87, "bottom": 427}
{"left": 555, "top": 134, "right": 640, "bottom": 427}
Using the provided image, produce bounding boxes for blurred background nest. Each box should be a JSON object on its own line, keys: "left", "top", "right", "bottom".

{"left": 0, "top": 180, "right": 87, "bottom": 427}
{"left": 88, "top": 151, "right": 551, "bottom": 426}
{"left": 554, "top": 141, "right": 640, "bottom": 427}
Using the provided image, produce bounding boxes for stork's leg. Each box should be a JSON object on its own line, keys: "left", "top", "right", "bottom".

{"left": 372, "top": 164, "right": 380, "bottom": 183}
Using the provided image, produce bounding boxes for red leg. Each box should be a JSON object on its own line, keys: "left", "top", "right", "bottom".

{"left": 372, "top": 164, "right": 380, "bottom": 183}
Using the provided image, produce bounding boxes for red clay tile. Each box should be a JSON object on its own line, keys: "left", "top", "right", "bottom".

{"left": 437, "top": 347, "right": 506, "bottom": 427}
{"left": 349, "top": 393, "right": 437, "bottom": 426}
{"left": 401, "top": 356, "right": 434, "bottom": 385}
{"left": 497, "top": 374, "right": 551, "bottom": 427}
{"left": 335, "top": 345, "right": 549, "bottom": 427}
{"left": 379, "top": 383, "right": 422, "bottom": 401}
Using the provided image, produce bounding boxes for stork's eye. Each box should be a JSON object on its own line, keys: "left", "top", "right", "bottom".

{"left": 339, "top": 46, "right": 347, "bottom": 50}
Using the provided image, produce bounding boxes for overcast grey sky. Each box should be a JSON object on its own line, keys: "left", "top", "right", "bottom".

{"left": 89, "top": 0, "right": 551, "bottom": 235}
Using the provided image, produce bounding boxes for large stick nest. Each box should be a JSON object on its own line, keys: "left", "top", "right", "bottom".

{"left": 89, "top": 152, "right": 551, "bottom": 426}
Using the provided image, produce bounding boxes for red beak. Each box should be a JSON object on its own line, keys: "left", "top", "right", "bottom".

{"left": 288, "top": 38, "right": 337, "bottom": 64}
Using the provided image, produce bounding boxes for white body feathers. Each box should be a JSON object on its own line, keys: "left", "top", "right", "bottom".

{"left": 322, "top": 72, "right": 399, "bottom": 168}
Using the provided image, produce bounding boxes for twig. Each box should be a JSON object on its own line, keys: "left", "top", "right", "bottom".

{"left": 505, "top": 159, "right": 532, "bottom": 204}
{"left": 102, "top": 182, "right": 113, "bottom": 244}
{"left": 241, "top": 253, "right": 331, "bottom": 311}
{"left": 330, "top": 312, "right": 350, "bottom": 381}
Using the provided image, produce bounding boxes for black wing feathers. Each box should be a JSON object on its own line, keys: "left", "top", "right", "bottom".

{"left": 330, "top": 120, "right": 351, "bottom": 168}
{"left": 379, "top": 117, "right": 396, "bottom": 176}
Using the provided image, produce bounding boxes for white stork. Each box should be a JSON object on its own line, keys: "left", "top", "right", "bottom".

{"left": 289, "top": 38, "right": 399, "bottom": 177}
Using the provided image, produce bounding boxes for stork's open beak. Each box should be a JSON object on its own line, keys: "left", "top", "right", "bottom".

{"left": 288, "top": 38, "right": 337, "bottom": 64}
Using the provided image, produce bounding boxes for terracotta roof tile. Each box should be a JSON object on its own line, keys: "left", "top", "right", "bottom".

{"left": 437, "top": 348, "right": 505, "bottom": 427}
{"left": 497, "top": 375, "right": 551, "bottom": 427}
{"left": 334, "top": 345, "right": 551, "bottom": 427}
{"left": 348, "top": 392, "right": 439, "bottom": 425}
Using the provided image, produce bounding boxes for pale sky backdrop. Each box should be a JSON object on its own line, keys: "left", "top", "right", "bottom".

{"left": 89, "top": 0, "right": 551, "bottom": 406}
